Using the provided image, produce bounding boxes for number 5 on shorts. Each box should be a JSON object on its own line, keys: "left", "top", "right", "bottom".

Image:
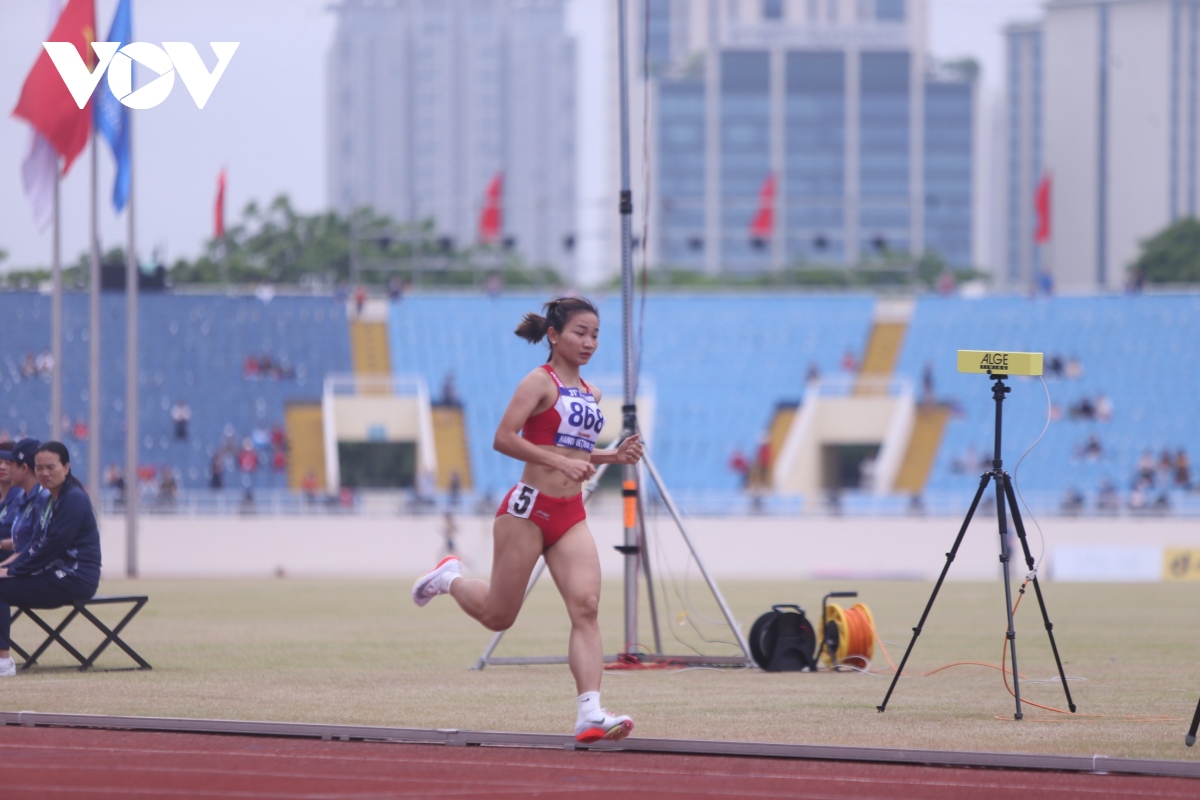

{"left": 508, "top": 483, "right": 537, "bottom": 518}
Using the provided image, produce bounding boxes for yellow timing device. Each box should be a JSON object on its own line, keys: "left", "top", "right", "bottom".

{"left": 956, "top": 350, "right": 1044, "bottom": 377}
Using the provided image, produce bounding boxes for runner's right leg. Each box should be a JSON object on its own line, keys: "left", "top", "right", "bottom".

{"left": 448, "top": 513, "right": 543, "bottom": 632}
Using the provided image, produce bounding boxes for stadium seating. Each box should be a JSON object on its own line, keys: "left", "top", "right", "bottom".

{"left": 3, "top": 288, "right": 1193, "bottom": 516}
{"left": 894, "top": 294, "right": 1200, "bottom": 510}
{"left": 388, "top": 294, "right": 876, "bottom": 494}
{"left": 0, "top": 292, "right": 351, "bottom": 493}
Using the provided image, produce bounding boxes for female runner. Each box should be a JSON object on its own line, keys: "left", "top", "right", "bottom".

{"left": 412, "top": 297, "right": 643, "bottom": 742}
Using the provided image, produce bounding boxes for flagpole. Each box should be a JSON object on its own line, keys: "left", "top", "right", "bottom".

{"left": 125, "top": 111, "right": 139, "bottom": 579}
{"left": 51, "top": 160, "right": 63, "bottom": 442}
{"left": 89, "top": 130, "right": 101, "bottom": 501}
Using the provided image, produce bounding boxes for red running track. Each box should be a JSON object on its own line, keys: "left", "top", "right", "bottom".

{"left": 0, "top": 726, "right": 1196, "bottom": 799}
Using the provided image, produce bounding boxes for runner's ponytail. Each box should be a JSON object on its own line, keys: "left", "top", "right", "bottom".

{"left": 514, "top": 297, "right": 600, "bottom": 352}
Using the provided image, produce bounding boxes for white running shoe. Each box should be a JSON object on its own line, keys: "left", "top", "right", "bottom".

{"left": 411, "top": 556, "right": 462, "bottom": 607}
{"left": 0, "top": 657, "right": 16, "bottom": 677}
{"left": 575, "top": 709, "right": 634, "bottom": 743}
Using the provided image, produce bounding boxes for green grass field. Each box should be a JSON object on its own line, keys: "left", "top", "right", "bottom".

{"left": 4, "top": 577, "right": 1199, "bottom": 762}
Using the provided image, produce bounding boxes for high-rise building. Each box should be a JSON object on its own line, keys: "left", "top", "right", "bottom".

{"left": 327, "top": 0, "right": 576, "bottom": 277}
{"left": 1010, "top": 0, "right": 1199, "bottom": 290}
{"left": 1001, "top": 22, "right": 1043, "bottom": 289}
{"left": 650, "top": 0, "right": 977, "bottom": 273}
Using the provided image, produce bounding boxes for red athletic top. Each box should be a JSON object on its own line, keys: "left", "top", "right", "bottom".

{"left": 521, "top": 365, "right": 605, "bottom": 453}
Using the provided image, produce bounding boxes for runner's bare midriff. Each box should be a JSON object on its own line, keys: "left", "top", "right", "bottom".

{"left": 521, "top": 445, "right": 590, "bottom": 498}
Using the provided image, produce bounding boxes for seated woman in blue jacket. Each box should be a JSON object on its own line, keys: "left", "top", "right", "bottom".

{"left": 0, "top": 442, "right": 102, "bottom": 677}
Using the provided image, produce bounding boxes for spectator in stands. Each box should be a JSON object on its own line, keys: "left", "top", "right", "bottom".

{"left": 441, "top": 372, "right": 460, "bottom": 406}
{"left": 171, "top": 400, "right": 192, "bottom": 441}
{"left": 238, "top": 439, "right": 259, "bottom": 473}
{"left": 104, "top": 464, "right": 125, "bottom": 506}
{"left": 1060, "top": 486, "right": 1085, "bottom": 515}
{"left": 243, "top": 354, "right": 260, "bottom": 380}
{"left": 1157, "top": 449, "right": 1175, "bottom": 486}
{"left": 858, "top": 454, "right": 877, "bottom": 492}
{"left": 270, "top": 425, "right": 287, "bottom": 452}
{"left": 301, "top": 470, "right": 319, "bottom": 504}
{"left": 840, "top": 348, "right": 859, "bottom": 373}
{"left": 921, "top": 362, "right": 935, "bottom": 404}
{"left": 354, "top": 285, "right": 367, "bottom": 316}
{"left": 1094, "top": 393, "right": 1113, "bottom": 422}
{"left": 1097, "top": 479, "right": 1120, "bottom": 514}
{"left": 159, "top": 470, "right": 178, "bottom": 508}
{"left": 35, "top": 351, "right": 53, "bottom": 378}
{"left": 251, "top": 425, "right": 270, "bottom": 451}
{"left": 1069, "top": 396, "right": 1096, "bottom": 421}
{"left": 728, "top": 449, "right": 750, "bottom": 489}
{"left": 753, "top": 437, "right": 771, "bottom": 489}
{"left": 0, "top": 441, "right": 101, "bottom": 678}
{"left": 448, "top": 471, "right": 462, "bottom": 508}
{"left": 1174, "top": 449, "right": 1192, "bottom": 489}
{"left": 71, "top": 417, "right": 88, "bottom": 441}
{"left": 209, "top": 455, "right": 224, "bottom": 490}
{"left": 271, "top": 448, "right": 287, "bottom": 473}
{"left": 1065, "top": 356, "right": 1083, "bottom": 380}
{"left": 1129, "top": 481, "right": 1148, "bottom": 513}
{"left": 1137, "top": 449, "right": 1156, "bottom": 486}
{"left": 20, "top": 353, "right": 35, "bottom": 379}
{"left": 1046, "top": 354, "right": 1065, "bottom": 379}
{"left": 1076, "top": 433, "right": 1103, "bottom": 461}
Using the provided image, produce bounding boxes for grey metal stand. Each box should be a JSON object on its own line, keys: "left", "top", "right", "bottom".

{"left": 472, "top": 451, "right": 751, "bottom": 670}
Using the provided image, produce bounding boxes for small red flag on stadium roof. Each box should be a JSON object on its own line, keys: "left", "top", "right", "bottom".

{"left": 214, "top": 167, "right": 227, "bottom": 239}
{"left": 750, "top": 173, "right": 775, "bottom": 239}
{"left": 1034, "top": 173, "right": 1051, "bottom": 244}
{"left": 479, "top": 172, "right": 503, "bottom": 243}
{"left": 11, "top": 0, "right": 96, "bottom": 176}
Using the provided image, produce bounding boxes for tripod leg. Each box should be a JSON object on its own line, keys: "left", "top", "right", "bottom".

{"left": 1187, "top": 695, "right": 1200, "bottom": 747}
{"left": 635, "top": 468, "right": 663, "bottom": 655}
{"left": 1002, "top": 474, "right": 1077, "bottom": 713}
{"left": 878, "top": 472, "right": 991, "bottom": 713}
{"left": 995, "top": 472, "right": 1024, "bottom": 720}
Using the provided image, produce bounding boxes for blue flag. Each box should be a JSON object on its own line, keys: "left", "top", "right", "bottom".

{"left": 94, "top": 0, "right": 132, "bottom": 213}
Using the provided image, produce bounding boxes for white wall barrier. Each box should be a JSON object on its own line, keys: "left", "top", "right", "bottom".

{"left": 97, "top": 513, "right": 1200, "bottom": 583}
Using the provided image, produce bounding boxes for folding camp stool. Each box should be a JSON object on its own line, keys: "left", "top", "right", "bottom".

{"left": 9, "top": 595, "right": 152, "bottom": 671}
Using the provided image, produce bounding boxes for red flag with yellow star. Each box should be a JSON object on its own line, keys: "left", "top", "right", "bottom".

{"left": 12, "top": 0, "right": 96, "bottom": 176}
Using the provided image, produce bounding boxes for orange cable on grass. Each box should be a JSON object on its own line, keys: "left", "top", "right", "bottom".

{"left": 994, "top": 580, "right": 1179, "bottom": 723}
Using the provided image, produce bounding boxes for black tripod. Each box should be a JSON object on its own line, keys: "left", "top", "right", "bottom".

{"left": 1186, "top": 695, "right": 1200, "bottom": 746}
{"left": 878, "top": 373, "right": 1076, "bottom": 720}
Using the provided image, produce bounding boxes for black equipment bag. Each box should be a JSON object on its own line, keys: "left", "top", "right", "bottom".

{"left": 748, "top": 604, "right": 817, "bottom": 672}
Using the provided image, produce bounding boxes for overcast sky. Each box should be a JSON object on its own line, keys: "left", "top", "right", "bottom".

{"left": 0, "top": 0, "right": 1042, "bottom": 272}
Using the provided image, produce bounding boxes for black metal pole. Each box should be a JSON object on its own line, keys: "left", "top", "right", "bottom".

{"left": 990, "top": 374, "right": 1024, "bottom": 720}
{"left": 1003, "top": 473, "right": 1076, "bottom": 712}
{"left": 1187, "top": 695, "right": 1200, "bottom": 746}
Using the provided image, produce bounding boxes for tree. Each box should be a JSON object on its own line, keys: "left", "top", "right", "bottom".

{"left": 167, "top": 194, "right": 560, "bottom": 287}
{"left": 1130, "top": 218, "right": 1200, "bottom": 285}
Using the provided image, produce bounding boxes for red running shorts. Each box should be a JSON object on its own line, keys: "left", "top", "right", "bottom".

{"left": 496, "top": 482, "right": 587, "bottom": 548}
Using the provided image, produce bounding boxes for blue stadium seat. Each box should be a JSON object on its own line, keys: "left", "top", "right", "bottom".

{"left": 894, "top": 295, "right": 1200, "bottom": 510}
{"left": 0, "top": 292, "right": 351, "bottom": 490}
{"left": 387, "top": 294, "right": 875, "bottom": 494}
